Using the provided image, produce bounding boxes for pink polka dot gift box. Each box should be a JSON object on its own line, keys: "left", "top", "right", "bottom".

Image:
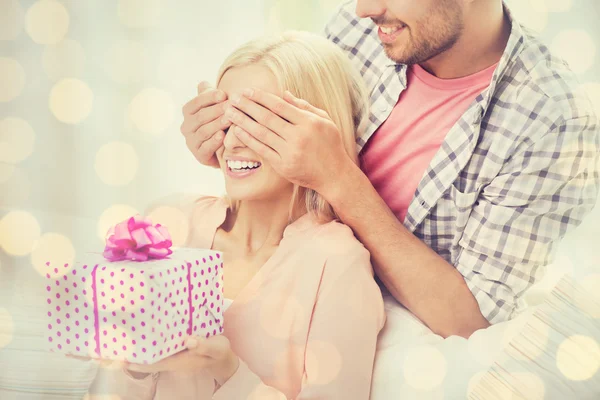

{"left": 44, "top": 215, "right": 224, "bottom": 364}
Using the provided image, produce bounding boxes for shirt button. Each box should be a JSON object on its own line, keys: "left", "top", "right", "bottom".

{"left": 379, "top": 104, "right": 388, "bottom": 113}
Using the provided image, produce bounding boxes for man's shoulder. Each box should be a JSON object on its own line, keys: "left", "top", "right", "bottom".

{"left": 499, "top": 26, "right": 596, "bottom": 124}
{"left": 324, "top": 1, "right": 379, "bottom": 57}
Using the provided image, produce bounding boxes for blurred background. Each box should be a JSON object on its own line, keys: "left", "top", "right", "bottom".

{"left": 0, "top": 0, "right": 599, "bottom": 392}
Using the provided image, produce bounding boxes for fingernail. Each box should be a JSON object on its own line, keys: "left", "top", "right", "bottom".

{"left": 216, "top": 91, "right": 226, "bottom": 101}
{"left": 225, "top": 108, "right": 235, "bottom": 118}
{"left": 215, "top": 131, "right": 224, "bottom": 141}
{"left": 230, "top": 94, "right": 241, "bottom": 105}
{"left": 220, "top": 115, "right": 229, "bottom": 124}
{"left": 243, "top": 88, "right": 254, "bottom": 97}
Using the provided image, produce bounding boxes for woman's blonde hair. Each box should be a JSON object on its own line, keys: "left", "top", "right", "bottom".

{"left": 217, "top": 31, "right": 369, "bottom": 223}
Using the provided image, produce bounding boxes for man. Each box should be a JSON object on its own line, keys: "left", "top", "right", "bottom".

{"left": 179, "top": 0, "right": 599, "bottom": 338}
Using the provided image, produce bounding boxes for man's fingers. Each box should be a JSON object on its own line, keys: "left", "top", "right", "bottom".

{"left": 184, "top": 116, "right": 227, "bottom": 150}
{"left": 232, "top": 92, "right": 293, "bottom": 136}
{"left": 234, "top": 126, "right": 281, "bottom": 166}
{"left": 182, "top": 89, "right": 227, "bottom": 117}
{"left": 181, "top": 102, "right": 229, "bottom": 136}
{"left": 283, "top": 90, "right": 329, "bottom": 119}
{"left": 240, "top": 88, "right": 310, "bottom": 125}
{"left": 197, "top": 81, "right": 212, "bottom": 95}
{"left": 191, "top": 130, "right": 225, "bottom": 167}
{"left": 225, "top": 107, "right": 287, "bottom": 151}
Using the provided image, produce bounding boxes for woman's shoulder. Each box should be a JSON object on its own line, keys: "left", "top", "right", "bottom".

{"left": 145, "top": 194, "right": 228, "bottom": 247}
{"left": 145, "top": 193, "right": 225, "bottom": 219}
{"left": 302, "top": 217, "right": 371, "bottom": 266}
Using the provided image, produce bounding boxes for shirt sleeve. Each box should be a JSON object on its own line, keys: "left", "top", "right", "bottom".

{"left": 213, "top": 246, "right": 385, "bottom": 399}
{"left": 456, "top": 115, "right": 600, "bottom": 324}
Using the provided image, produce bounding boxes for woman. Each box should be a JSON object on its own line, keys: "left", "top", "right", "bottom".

{"left": 120, "top": 31, "right": 385, "bottom": 399}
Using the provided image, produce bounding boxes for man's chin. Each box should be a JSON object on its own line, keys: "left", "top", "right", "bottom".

{"left": 381, "top": 45, "right": 410, "bottom": 65}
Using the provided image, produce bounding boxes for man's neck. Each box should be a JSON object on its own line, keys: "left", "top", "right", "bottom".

{"left": 420, "top": 1, "right": 511, "bottom": 79}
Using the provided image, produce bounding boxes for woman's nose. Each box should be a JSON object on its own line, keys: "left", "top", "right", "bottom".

{"left": 223, "top": 124, "right": 245, "bottom": 149}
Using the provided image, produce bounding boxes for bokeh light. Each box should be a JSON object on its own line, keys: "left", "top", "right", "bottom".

{"left": 551, "top": 30, "right": 597, "bottom": 75}
{"left": 83, "top": 394, "right": 122, "bottom": 400}
{"left": 31, "top": 232, "right": 76, "bottom": 278}
{"left": 259, "top": 291, "right": 304, "bottom": 339}
{"left": 0, "top": 163, "right": 15, "bottom": 184}
{"left": 582, "top": 82, "right": 600, "bottom": 119}
{"left": 104, "top": 40, "right": 149, "bottom": 84}
{"left": 510, "top": 372, "right": 546, "bottom": 399}
{"left": 0, "top": 117, "right": 36, "bottom": 164}
{"left": 502, "top": 315, "right": 550, "bottom": 361}
{"left": 537, "top": 0, "right": 574, "bottom": 13}
{"left": 403, "top": 345, "right": 447, "bottom": 391}
{"left": 579, "top": 273, "right": 600, "bottom": 318}
{"left": 42, "top": 38, "right": 86, "bottom": 81}
{"left": 0, "top": 0, "right": 24, "bottom": 41}
{"left": 319, "top": 0, "right": 342, "bottom": 15}
{"left": 0, "top": 307, "right": 14, "bottom": 349}
{"left": 0, "top": 57, "right": 26, "bottom": 102}
{"left": 556, "top": 335, "right": 600, "bottom": 381}
{"left": 117, "top": 0, "right": 162, "bottom": 29}
{"left": 94, "top": 141, "right": 139, "bottom": 186}
{"left": 49, "top": 78, "right": 94, "bottom": 124}
{"left": 466, "top": 371, "right": 489, "bottom": 397}
{"left": 506, "top": 0, "right": 548, "bottom": 33}
{"left": 157, "top": 45, "right": 204, "bottom": 91}
{"left": 0, "top": 166, "right": 31, "bottom": 207}
{"left": 468, "top": 324, "right": 508, "bottom": 366}
{"left": 0, "top": 210, "right": 41, "bottom": 256}
{"left": 128, "top": 88, "right": 175, "bottom": 136}
{"left": 147, "top": 205, "right": 189, "bottom": 246}
{"left": 97, "top": 204, "right": 140, "bottom": 242}
{"left": 304, "top": 341, "right": 342, "bottom": 385}
{"left": 25, "top": 0, "right": 70, "bottom": 45}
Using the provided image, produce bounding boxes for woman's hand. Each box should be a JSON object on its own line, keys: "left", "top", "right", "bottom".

{"left": 127, "top": 335, "right": 240, "bottom": 386}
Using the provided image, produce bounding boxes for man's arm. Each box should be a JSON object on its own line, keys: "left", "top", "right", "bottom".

{"left": 326, "top": 162, "right": 490, "bottom": 338}
{"left": 325, "top": 114, "right": 600, "bottom": 338}
{"left": 223, "top": 89, "right": 599, "bottom": 339}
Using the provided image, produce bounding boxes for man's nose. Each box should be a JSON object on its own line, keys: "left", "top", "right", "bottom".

{"left": 355, "top": 0, "right": 386, "bottom": 18}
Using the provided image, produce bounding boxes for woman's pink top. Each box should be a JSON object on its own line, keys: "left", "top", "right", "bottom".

{"left": 116, "top": 196, "right": 385, "bottom": 399}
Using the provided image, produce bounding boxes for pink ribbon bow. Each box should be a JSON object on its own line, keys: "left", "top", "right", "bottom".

{"left": 103, "top": 215, "right": 173, "bottom": 262}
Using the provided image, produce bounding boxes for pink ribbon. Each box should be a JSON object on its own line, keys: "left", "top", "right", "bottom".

{"left": 103, "top": 215, "right": 173, "bottom": 262}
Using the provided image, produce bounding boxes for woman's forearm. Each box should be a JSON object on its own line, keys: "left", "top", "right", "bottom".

{"left": 324, "top": 162, "right": 489, "bottom": 338}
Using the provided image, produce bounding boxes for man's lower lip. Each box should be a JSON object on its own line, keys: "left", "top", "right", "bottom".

{"left": 377, "top": 26, "right": 405, "bottom": 44}
{"left": 226, "top": 167, "right": 260, "bottom": 178}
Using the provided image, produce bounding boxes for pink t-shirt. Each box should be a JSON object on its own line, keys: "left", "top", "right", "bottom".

{"left": 361, "top": 63, "right": 497, "bottom": 222}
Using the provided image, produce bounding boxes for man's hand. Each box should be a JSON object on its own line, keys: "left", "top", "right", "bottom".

{"left": 224, "top": 88, "right": 355, "bottom": 194}
{"left": 180, "top": 81, "right": 232, "bottom": 168}
{"left": 127, "top": 335, "right": 239, "bottom": 386}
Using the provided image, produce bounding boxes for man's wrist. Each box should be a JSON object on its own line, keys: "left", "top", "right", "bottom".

{"left": 320, "top": 157, "right": 364, "bottom": 210}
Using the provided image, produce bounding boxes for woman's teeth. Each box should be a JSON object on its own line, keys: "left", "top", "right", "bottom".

{"left": 226, "top": 160, "right": 261, "bottom": 171}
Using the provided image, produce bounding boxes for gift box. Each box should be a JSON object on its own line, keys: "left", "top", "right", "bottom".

{"left": 44, "top": 216, "right": 224, "bottom": 364}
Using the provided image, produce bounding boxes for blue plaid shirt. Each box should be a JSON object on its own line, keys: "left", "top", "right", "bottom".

{"left": 325, "top": 1, "right": 600, "bottom": 323}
